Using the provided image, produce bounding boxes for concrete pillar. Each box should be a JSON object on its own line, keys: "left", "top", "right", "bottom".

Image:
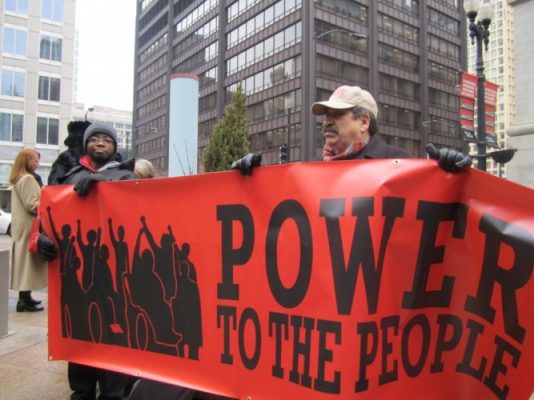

{"left": 507, "top": 0, "right": 534, "bottom": 188}
{"left": 507, "top": 124, "right": 534, "bottom": 188}
{"left": 0, "top": 249, "right": 9, "bottom": 337}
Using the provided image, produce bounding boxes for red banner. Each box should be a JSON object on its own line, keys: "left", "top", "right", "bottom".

{"left": 484, "top": 80, "right": 499, "bottom": 141}
{"left": 460, "top": 72, "right": 499, "bottom": 147}
{"left": 41, "top": 160, "right": 534, "bottom": 400}
{"left": 460, "top": 72, "right": 477, "bottom": 142}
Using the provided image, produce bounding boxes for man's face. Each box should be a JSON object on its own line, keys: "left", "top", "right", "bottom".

{"left": 322, "top": 109, "right": 370, "bottom": 156}
{"left": 86, "top": 133, "right": 115, "bottom": 164}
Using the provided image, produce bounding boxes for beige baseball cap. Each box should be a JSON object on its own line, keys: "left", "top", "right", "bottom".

{"left": 312, "top": 85, "right": 378, "bottom": 118}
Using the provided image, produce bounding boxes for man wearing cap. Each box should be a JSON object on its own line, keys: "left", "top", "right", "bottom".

{"left": 312, "top": 85, "right": 411, "bottom": 161}
{"left": 57, "top": 122, "right": 136, "bottom": 400}
{"left": 59, "top": 122, "right": 135, "bottom": 193}
{"left": 232, "top": 85, "right": 470, "bottom": 173}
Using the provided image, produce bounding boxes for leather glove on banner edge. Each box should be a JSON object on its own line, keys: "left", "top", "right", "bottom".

{"left": 231, "top": 153, "right": 262, "bottom": 176}
{"left": 37, "top": 233, "right": 57, "bottom": 261}
{"left": 426, "top": 143, "right": 472, "bottom": 172}
{"left": 73, "top": 174, "right": 108, "bottom": 197}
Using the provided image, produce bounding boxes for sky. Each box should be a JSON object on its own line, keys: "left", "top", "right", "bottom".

{"left": 75, "top": 0, "right": 136, "bottom": 111}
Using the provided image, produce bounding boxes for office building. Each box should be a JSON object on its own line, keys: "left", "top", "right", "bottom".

{"left": 133, "top": 0, "right": 466, "bottom": 173}
{"left": 0, "top": 0, "right": 76, "bottom": 203}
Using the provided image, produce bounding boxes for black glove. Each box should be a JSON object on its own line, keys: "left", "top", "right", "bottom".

{"left": 231, "top": 153, "right": 262, "bottom": 176}
{"left": 73, "top": 174, "right": 107, "bottom": 197}
{"left": 426, "top": 143, "right": 472, "bottom": 172}
{"left": 37, "top": 233, "right": 57, "bottom": 261}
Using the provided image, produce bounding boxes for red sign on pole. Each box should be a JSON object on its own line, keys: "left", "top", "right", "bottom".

{"left": 460, "top": 72, "right": 477, "bottom": 142}
{"left": 484, "top": 80, "right": 499, "bottom": 146}
{"left": 459, "top": 72, "right": 499, "bottom": 148}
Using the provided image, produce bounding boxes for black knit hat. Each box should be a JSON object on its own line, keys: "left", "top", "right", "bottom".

{"left": 65, "top": 120, "right": 91, "bottom": 147}
{"left": 83, "top": 122, "right": 118, "bottom": 152}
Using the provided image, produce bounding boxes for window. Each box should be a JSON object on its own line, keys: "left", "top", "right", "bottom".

{"left": 381, "top": 0, "right": 420, "bottom": 16}
{"left": 428, "top": 35, "right": 459, "bottom": 59}
{"left": 38, "top": 76, "right": 61, "bottom": 101}
{"left": 42, "top": 0, "right": 64, "bottom": 22}
{"left": 1, "top": 69, "right": 25, "bottom": 97}
{"left": 40, "top": 35, "right": 62, "bottom": 61}
{"left": 2, "top": 27, "right": 27, "bottom": 56}
{"left": 226, "top": 22, "right": 302, "bottom": 75}
{"left": 5, "top": 0, "right": 29, "bottom": 14}
{"left": 141, "top": 0, "right": 157, "bottom": 12}
{"left": 428, "top": 8, "right": 459, "bottom": 35}
{"left": 316, "top": 0, "right": 368, "bottom": 23}
{"left": 429, "top": 62, "right": 458, "bottom": 84}
{"left": 0, "top": 112, "right": 24, "bottom": 142}
{"left": 429, "top": 88, "right": 458, "bottom": 111}
{"left": 199, "top": 93, "right": 216, "bottom": 112}
{"left": 378, "top": 13, "right": 419, "bottom": 44}
{"left": 36, "top": 117, "right": 59, "bottom": 145}
{"left": 378, "top": 43, "right": 419, "bottom": 72}
{"left": 227, "top": 1, "right": 303, "bottom": 49}
{"left": 315, "top": 21, "right": 368, "bottom": 54}
{"left": 379, "top": 73, "right": 419, "bottom": 100}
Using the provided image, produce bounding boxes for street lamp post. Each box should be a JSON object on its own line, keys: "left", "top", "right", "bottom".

{"left": 84, "top": 107, "right": 95, "bottom": 121}
{"left": 304, "top": 27, "right": 368, "bottom": 161}
{"left": 464, "top": 0, "right": 493, "bottom": 171}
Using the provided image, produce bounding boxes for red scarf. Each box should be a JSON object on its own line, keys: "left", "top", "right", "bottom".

{"left": 79, "top": 155, "right": 97, "bottom": 172}
{"left": 322, "top": 141, "right": 367, "bottom": 161}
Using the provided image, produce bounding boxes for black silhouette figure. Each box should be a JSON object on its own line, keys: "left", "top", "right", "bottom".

{"left": 76, "top": 220, "right": 101, "bottom": 291}
{"left": 139, "top": 216, "right": 177, "bottom": 302}
{"left": 108, "top": 218, "right": 130, "bottom": 346}
{"left": 47, "top": 207, "right": 88, "bottom": 339}
{"left": 47, "top": 207, "right": 76, "bottom": 275}
{"left": 172, "top": 242, "right": 203, "bottom": 359}
{"left": 88, "top": 243, "right": 119, "bottom": 345}
{"left": 124, "top": 224, "right": 182, "bottom": 355}
{"left": 62, "top": 255, "right": 92, "bottom": 341}
{"left": 46, "top": 208, "right": 204, "bottom": 361}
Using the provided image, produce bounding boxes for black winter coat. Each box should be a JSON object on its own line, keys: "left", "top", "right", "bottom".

{"left": 349, "top": 135, "right": 411, "bottom": 160}
{"left": 59, "top": 158, "right": 136, "bottom": 185}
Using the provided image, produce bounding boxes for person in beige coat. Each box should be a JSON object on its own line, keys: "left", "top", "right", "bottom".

{"left": 9, "top": 148, "right": 47, "bottom": 312}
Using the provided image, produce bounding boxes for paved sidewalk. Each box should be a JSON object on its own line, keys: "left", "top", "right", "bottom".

{"left": 0, "top": 289, "right": 71, "bottom": 400}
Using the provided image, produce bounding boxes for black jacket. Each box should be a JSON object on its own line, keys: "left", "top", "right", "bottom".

{"left": 350, "top": 135, "right": 410, "bottom": 160}
{"left": 59, "top": 157, "right": 136, "bottom": 185}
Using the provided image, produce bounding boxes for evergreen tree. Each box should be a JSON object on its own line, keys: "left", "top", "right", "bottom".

{"left": 203, "top": 84, "right": 249, "bottom": 172}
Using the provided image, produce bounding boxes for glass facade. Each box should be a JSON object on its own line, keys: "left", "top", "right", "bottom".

{"left": 133, "top": 0, "right": 465, "bottom": 173}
